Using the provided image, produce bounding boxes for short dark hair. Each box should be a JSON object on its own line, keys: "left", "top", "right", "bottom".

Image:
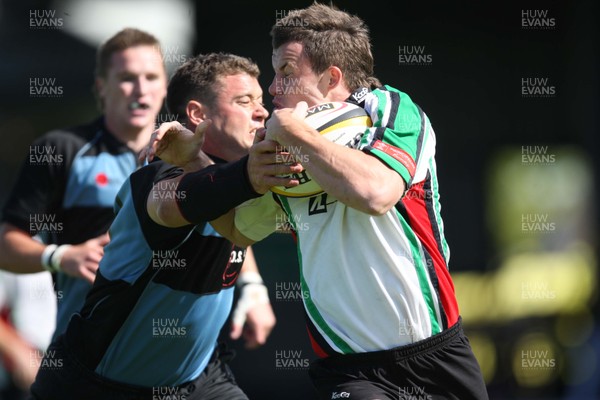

{"left": 166, "top": 52, "right": 260, "bottom": 122}
{"left": 270, "top": 3, "right": 381, "bottom": 90}
{"left": 95, "top": 28, "right": 163, "bottom": 78}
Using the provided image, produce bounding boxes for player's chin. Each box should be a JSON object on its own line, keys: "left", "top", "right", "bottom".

{"left": 272, "top": 98, "right": 291, "bottom": 110}
{"left": 128, "top": 115, "right": 154, "bottom": 129}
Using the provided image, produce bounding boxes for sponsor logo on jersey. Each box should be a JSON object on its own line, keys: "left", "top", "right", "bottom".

{"left": 372, "top": 140, "right": 416, "bottom": 177}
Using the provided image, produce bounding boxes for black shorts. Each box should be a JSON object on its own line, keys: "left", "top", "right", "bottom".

{"left": 309, "top": 317, "right": 489, "bottom": 400}
{"left": 28, "top": 338, "right": 248, "bottom": 400}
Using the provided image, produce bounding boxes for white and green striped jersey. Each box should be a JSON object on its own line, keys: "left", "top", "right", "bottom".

{"left": 235, "top": 86, "right": 458, "bottom": 356}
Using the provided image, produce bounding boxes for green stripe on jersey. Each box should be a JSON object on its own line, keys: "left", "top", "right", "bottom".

{"left": 369, "top": 148, "right": 412, "bottom": 186}
{"left": 428, "top": 158, "right": 450, "bottom": 263}
{"left": 398, "top": 210, "right": 441, "bottom": 335}
{"left": 278, "top": 196, "right": 355, "bottom": 354}
{"left": 367, "top": 87, "right": 424, "bottom": 184}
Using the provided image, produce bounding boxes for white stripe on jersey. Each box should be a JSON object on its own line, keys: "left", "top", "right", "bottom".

{"left": 281, "top": 194, "right": 440, "bottom": 353}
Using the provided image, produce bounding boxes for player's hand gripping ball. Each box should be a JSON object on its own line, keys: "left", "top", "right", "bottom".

{"left": 271, "top": 101, "right": 372, "bottom": 197}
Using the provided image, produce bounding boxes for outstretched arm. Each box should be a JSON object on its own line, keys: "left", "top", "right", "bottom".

{"left": 0, "top": 223, "right": 108, "bottom": 283}
{"left": 146, "top": 123, "right": 302, "bottom": 230}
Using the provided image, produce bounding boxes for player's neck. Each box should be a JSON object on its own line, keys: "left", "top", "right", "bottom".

{"left": 105, "top": 118, "right": 154, "bottom": 153}
{"left": 202, "top": 143, "right": 241, "bottom": 163}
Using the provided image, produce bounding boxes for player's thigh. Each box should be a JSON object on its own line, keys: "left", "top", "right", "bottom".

{"left": 187, "top": 355, "right": 248, "bottom": 400}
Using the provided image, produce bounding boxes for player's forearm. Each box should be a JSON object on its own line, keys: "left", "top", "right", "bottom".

{"left": 209, "top": 211, "right": 256, "bottom": 247}
{"left": 0, "top": 223, "right": 45, "bottom": 273}
{"left": 148, "top": 156, "right": 261, "bottom": 228}
{"left": 176, "top": 156, "right": 261, "bottom": 223}
{"left": 147, "top": 175, "right": 190, "bottom": 228}
{"left": 308, "top": 146, "right": 404, "bottom": 215}
{"left": 147, "top": 152, "right": 215, "bottom": 228}
{"left": 240, "top": 246, "right": 259, "bottom": 274}
{"left": 279, "top": 123, "right": 404, "bottom": 214}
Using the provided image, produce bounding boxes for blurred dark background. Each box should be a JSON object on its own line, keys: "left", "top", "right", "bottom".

{"left": 0, "top": 0, "right": 598, "bottom": 399}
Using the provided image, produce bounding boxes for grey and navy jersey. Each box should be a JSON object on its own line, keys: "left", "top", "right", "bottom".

{"left": 1, "top": 117, "right": 141, "bottom": 338}
{"left": 64, "top": 160, "right": 246, "bottom": 387}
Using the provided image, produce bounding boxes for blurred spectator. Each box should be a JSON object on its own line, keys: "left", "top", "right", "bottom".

{"left": 0, "top": 270, "right": 55, "bottom": 400}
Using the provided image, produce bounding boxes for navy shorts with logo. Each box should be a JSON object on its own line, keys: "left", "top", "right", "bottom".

{"left": 309, "top": 318, "right": 489, "bottom": 400}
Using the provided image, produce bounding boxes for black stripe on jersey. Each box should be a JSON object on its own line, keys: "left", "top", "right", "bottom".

{"left": 394, "top": 199, "right": 410, "bottom": 224}
{"left": 372, "top": 126, "right": 386, "bottom": 142}
{"left": 413, "top": 105, "right": 426, "bottom": 185}
{"left": 303, "top": 307, "right": 338, "bottom": 357}
{"left": 423, "top": 173, "right": 447, "bottom": 271}
{"left": 55, "top": 207, "right": 115, "bottom": 245}
{"left": 65, "top": 267, "right": 157, "bottom": 370}
{"left": 114, "top": 193, "right": 123, "bottom": 211}
{"left": 369, "top": 88, "right": 402, "bottom": 143}
{"left": 152, "top": 237, "right": 245, "bottom": 295}
{"left": 386, "top": 89, "right": 401, "bottom": 132}
{"left": 130, "top": 161, "right": 196, "bottom": 251}
{"left": 422, "top": 246, "right": 448, "bottom": 330}
{"left": 423, "top": 173, "right": 448, "bottom": 329}
{"left": 362, "top": 89, "right": 403, "bottom": 167}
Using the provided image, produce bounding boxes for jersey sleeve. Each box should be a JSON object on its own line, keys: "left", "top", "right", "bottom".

{"left": 234, "top": 193, "right": 283, "bottom": 242}
{"left": 357, "top": 85, "right": 437, "bottom": 189}
{"left": 1, "top": 131, "right": 74, "bottom": 234}
{"left": 112, "top": 160, "right": 195, "bottom": 252}
{"left": 112, "top": 160, "right": 182, "bottom": 215}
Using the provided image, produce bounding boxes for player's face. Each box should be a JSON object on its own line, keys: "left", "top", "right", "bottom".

{"left": 97, "top": 45, "right": 167, "bottom": 132}
{"left": 202, "top": 73, "right": 268, "bottom": 162}
{"left": 269, "top": 41, "right": 329, "bottom": 109}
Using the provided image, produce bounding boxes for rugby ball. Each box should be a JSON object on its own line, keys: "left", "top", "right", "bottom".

{"left": 271, "top": 101, "right": 372, "bottom": 197}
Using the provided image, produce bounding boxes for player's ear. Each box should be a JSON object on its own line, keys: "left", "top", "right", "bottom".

{"left": 327, "top": 66, "right": 343, "bottom": 89}
{"left": 186, "top": 100, "right": 206, "bottom": 126}
{"left": 95, "top": 77, "right": 106, "bottom": 98}
{"left": 94, "top": 77, "right": 106, "bottom": 110}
